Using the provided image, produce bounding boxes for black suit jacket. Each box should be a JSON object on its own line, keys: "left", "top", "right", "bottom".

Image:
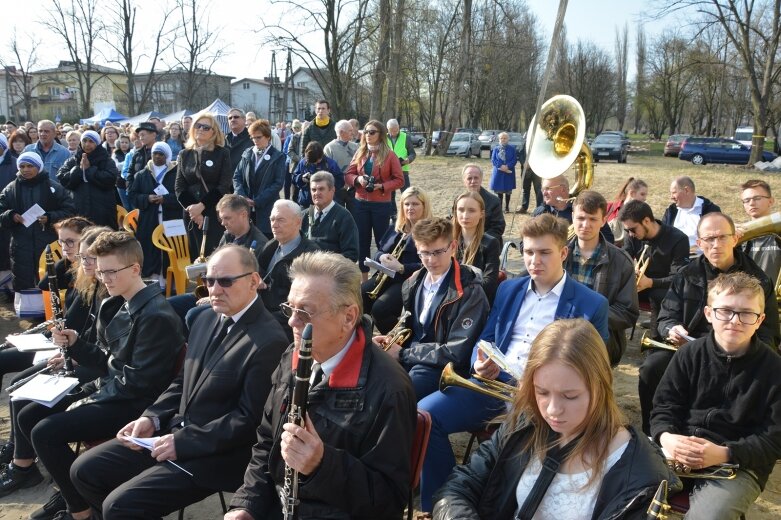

{"left": 142, "top": 298, "right": 289, "bottom": 490}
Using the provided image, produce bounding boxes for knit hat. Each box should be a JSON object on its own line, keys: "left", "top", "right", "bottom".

{"left": 17, "top": 151, "right": 43, "bottom": 171}
{"left": 151, "top": 141, "right": 172, "bottom": 162}
{"left": 81, "top": 130, "right": 101, "bottom": 146}
{"left": 0, "top": 134, "right": 7, "bottom": 152}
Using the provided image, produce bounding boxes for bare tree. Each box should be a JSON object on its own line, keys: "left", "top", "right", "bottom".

{"left": 657, "top": 0, "right": 781, "bottom": 163}
{"left": 439, "top": 0, "right": 473, "bottom": 154}
{"left": 614, "top": 24, "right": 629, "bottom": 131}
{"left": 647, "top": 31, "right": 693, "bottom": 135}
{"left": 385, "top": 0, "right": 406, "bottom": 119}
{"left": 0, "top": 31, "right": 41, "bottom": 120}
{"left": 369, "top": 0, "right": 392, "bottom": 120}
{"left": 633, "top": 25, "right": 647, "bottom": 133}
{"left": 40, "top": 0, "right": 107, "bottom": 117}
{"left": 103, "top": 0, "right": 179, "bottom": 114}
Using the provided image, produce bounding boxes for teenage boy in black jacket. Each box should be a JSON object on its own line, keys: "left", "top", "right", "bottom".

{"left": 651, "top": 272, "right": 781, "bottom": 519}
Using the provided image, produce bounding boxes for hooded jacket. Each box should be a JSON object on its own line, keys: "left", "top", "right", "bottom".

{"left": 57, "top": 143, "right": 120, "bottom": 228}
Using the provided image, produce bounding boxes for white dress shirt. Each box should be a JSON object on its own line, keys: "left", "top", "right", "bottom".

{"left": 673, "top": 197, "right": 704, "bottom": 247}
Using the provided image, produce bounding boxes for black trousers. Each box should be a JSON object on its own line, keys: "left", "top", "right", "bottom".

{"left": 71, "top": 439, "right": 214, "bottom": 520}
{"left": 638, "top": 349, "right": 675, "bottom": 435}
{"left": 16, "top": 396, "right": 141, "bottom": 512}
{"left": 521, "top": 170, "right": 542, "bottom": 210}
{"left": 361, "top": 278, "right": 404, "bottom": 334}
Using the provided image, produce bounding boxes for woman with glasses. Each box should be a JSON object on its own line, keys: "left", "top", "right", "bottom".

{"left": 345, "top": 120, "right": 405, "bottom": 282}
{"left": 453, "top": 191, "right": 500, "bottom": 303}
{"left": 175, "top": 113, "right": 232, "bottom": 260}
{"left": 361, "top": 186, "right": 431, "bottom": 334}
{"left": 100, "top": 125, "right": 119, "bottom": 156}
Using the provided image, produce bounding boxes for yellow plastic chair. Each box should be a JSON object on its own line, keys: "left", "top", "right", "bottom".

{"left": 123, "top": 208, "right": 140, "bottom": 235}
{"left": 152, "top": 224, "right": 191, "bottom": 297}
{"left": 38, "top": 241, "right": 64, "bottom": 321}
{"left": 116, "top": 205, "right": 128, "bottom": 230}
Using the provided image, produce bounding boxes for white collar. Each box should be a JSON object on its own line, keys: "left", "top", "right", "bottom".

{"left": 314, "top": 200, "right": 336, "bottom": 216}
{"left": 527, "top": 272, "right": 567, "bottom": 298}
{"left": 222, "top": 294, "right": 258, "bottom": 326}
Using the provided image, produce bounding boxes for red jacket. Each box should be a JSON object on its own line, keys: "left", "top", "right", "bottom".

{"left": 344, "top": 150, "right": 404, "bottom": 202}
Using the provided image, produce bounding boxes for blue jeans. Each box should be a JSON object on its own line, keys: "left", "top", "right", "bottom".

{"left": 404, "top": 364, "right": 443, "bottom": 402}
{"left": 686, "top": 469, "right": 760, "bottom": 519}
{"left": 354, "top": 199, "right": 393, "bottom": 273}
{"left": 417, "top": 384, "right": 506, "bottom": 512}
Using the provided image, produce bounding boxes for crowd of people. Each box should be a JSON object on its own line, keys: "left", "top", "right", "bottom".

{"left": 0, "top": 104, "right": 779, "bottom": 520}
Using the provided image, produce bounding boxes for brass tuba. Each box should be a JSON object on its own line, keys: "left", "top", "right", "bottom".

{"left": 526, "top": 95, "right": 594, "bottom": 239}
{"left": 736, "top": 211, "right": 781, "bottom": 244}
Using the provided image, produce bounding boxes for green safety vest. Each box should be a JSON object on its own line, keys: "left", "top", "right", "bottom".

{"left": 387, "top": 131, "right": 410, "bottom": 172}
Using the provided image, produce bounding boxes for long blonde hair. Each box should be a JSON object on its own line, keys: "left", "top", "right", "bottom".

{"left": 73, "top": 226, "right": 112, "bottom": 303}
{"left": 395, "top": 186, "right": 432, "bottom": 233}
{"left": 507, "top": 319, "right": 624, "bottom": 488}
{"left": 351, "top": 120, "right": 392, "bottom": 172}
{"left": 453, "top": 191, "right": 485, "bottom": 266}
{"left": 185, "top": 112, "right": 225, "bottom": 150}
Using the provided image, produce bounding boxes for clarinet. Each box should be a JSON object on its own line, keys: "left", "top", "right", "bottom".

{"left": 45, "top": 245, "right": 74, "bottom": 377}
{"left": 280, "top": 323, "right": 314, "bottom": 520}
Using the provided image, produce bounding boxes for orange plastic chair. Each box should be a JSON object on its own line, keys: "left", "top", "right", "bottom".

{"left": 116, "top": 205, "right": 128, "bottom": 230}
{"left": 152, "top": 224, "right": 191, "bottom": 297}
{"left": 38, "top": 241, "right": 64, "bottom": 320}
{"left": 123, "top": 208, "right": 140, "bottom": 235}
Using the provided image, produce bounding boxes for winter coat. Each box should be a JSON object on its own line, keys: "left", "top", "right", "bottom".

{"left": 292, "top": 156, "right": 344, "bottom": 208}
{"left": 232, "top": 146, "right": 286, "bottom": 236}
{"left": 57, "top": 143, "right": 120, "bottom": 228}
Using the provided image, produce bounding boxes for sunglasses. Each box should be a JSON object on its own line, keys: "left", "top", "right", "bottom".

{"left": 364, "top": 129, "right": 379, "bottom": 136}
{"left": 194, "top": 123, "right": 213, "bottom": 131}
{"left": 202, "top": 272, "right": 252, "bottom": 288}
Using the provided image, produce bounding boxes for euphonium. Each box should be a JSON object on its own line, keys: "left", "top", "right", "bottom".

{"left": 367, "top": 233, "right": 408, "bottom": 300}
{"left": 640, "top": 332, "right": 679, "bottom": 353}
{"left": 381, "top": 311, "right": 412, "bottom": 352}
{"left": 736, "top": 211, "right": 781, "bottom": 244}
{"left": 280, "top": 323, "right": 314, "bottom": 520}
{"left": 646, "top": 480, "right": 671, "bottom": 519}
{"left": 439, "top": 362, "right": 515, "bottom": 403}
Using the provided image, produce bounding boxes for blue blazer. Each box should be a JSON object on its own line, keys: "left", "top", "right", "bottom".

{"left": 469, "top": 274, "right": 609, "bottom": 372}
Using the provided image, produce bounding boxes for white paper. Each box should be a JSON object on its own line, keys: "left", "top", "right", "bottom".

{"left": 153, "top": 184, "right": 169, "bottom": 196}
{"left": 162, "top": 219, "right": 187, "bottom": 237}
{"left": 5, "top": 333, "right": 56, "bottom": 351}
{"left": 33, "top": 349, "right": 59, "bottom": 364}
{"left": 21, "top": 204, "right": 46, "bottom": 227}
{"left": 124, "top": 435, "right": 160, "bottom": 451}
{"left": 10, "top": 374, "right": 79, "bottom": 407}
{"left": 364, "top": 258, "right": 396, "bottom": 278}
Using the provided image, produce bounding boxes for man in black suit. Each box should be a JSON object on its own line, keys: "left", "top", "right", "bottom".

{"left": 225, "top": 109, "right": 252, "bottom": 173}
{"left": 304, "top": 171, "right": 359, "bottom": 262}
{"left": 71, "top": 244, "right": 289, "bottom": 519}
{"left": 461, "top": 164, "right": 505, "bottom": 243}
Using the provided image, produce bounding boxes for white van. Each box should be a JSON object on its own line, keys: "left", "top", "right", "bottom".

{"left": 734, "top": 126, "right": 754, "bottom": 147}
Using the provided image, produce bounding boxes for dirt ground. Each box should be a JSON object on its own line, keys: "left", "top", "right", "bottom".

{"left": 0, "top": 152, "right": 779, "bottom": 518}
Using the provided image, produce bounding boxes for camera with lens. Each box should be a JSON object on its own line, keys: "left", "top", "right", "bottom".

{"left": 364, "top": 175, "right": 375, "bottom": 193}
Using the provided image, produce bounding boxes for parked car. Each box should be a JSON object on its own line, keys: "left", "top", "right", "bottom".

{"left": 678, "top": 137, "right": 777, "bottom": 165}
{"left": 591, "top": 132, "right": 628, "bottom": 163}
{"left": 401, "top": 128, "right": 425, "bottom": 147}
{"left": 664, "top": 134, "right": 689, "bottom": 157}
{"left": 446, "top": 132, "right": 482, "bottom": 158}
{"left": 490, "top": 132, "right": 525, "bottom": 153}
{"left": 478, "top": 130, "right": 500, "bottom": 150}
{"left": 430, "top": 130, "right": 452, "bottom": 149}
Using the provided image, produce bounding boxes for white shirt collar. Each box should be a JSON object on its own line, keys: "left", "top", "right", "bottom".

{"left": 423, "top": 264, "right": 452, "bottom": 293}
{"left": 314, "top": 200, "right": 336, "bottom": 217}
{"left": 527, "top": 271, "right": 567, "bottom": 298}
{"left": 222, "top": 294, "right": 258, "bottom": 328}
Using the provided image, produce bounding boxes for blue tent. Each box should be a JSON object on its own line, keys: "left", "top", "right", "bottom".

{"left": 80, "top": 108, "right": 128, "bottom": 126}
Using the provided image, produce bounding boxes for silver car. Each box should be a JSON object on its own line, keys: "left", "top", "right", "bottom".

{"left": 446, "top": 132, "right": 483, "bottom": 158}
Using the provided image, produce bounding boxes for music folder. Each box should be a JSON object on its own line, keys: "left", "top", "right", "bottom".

{"left": 9, "top": 374, "right": 79, "bottom": 408}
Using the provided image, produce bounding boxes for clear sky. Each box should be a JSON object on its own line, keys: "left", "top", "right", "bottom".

{"left": 5, "top": 0, "right": 679, "bottom": 81}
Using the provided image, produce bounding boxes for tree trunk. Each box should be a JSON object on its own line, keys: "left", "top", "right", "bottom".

{"left": 370, "top": 0, "right": 391, "bottom": 120}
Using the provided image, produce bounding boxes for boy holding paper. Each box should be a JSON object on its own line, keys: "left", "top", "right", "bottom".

{"left": 0, "top": 231, "right": 184, "bottom": 520}
{"left": 0, "top": 151, "right": 74, "bottom": 291}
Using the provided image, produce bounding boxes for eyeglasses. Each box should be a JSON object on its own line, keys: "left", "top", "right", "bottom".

{"left": 75, "top": 254, "right": 97, "bottom": 265}
{"left": 279, "top": 302, "right": 322, "bottom": 324}
{"left": 741, "top": 195, "right": 770, "bottom": 204}
{"left": 418, "top": 245, "right": 451, "bottom": 259}
{"left": 57, "top": 238, "right": 78, "bottom": 248}
{"left": 194, "top": 123, "right": 213, "bottom": 131}
{"left": 228, "top": 115, "right": 243, "bottom": 120}
{"left": 710, "top": 307, "right": 762, "bottom": 325}
{"left": 698, "top": 234, "right": 734, "bottom": 245}
{"left": 95, "top": 264, "right": 136, "bottom": 280}
{"left": 202, "top": 272, "right": 252, "bottom": 288}
{"left": 364, "top": 129, "right": 379, "bottom": 136}
{"left": 542, "top": 184, "right": 564, "bottom": 192}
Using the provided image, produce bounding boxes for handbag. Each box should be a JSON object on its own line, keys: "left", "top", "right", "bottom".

{"left": 14, "top": 289, "right": 46, "bottom": 319}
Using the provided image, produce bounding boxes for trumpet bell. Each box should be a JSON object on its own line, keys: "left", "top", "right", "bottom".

{"left": 527, "top": 95, "right": 587, "bottom": 179}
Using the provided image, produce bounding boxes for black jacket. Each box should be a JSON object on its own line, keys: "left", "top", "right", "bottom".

{"left": 232, "top": 146, "right": 286, "bottom": 236}
{"left": 218, "top": 224, "right": 269, "bottom": 265}
{"left": 433, "top": 423, "right": 680, "bottom": 520}
{"left": 399, "top": 260, "right": 489, "bottom": 374}
{"left": 57, "top": 144, "right": 119, "bottom": 229}
{"left": 305, "top": 203, "right": 359, "bottom": 262}
{"left": 68, "top": 283, "right": 184, "bottom": 412}
{"left": 142, "top": 299, "right": 289, "bottom": 491}
{"left": 479, "top": 187, "right": 505, "bottom": 243}
{"left": 457, "top": 233, "right": 500, "bottom": 304}
{"left": 258, "top": 234, "right": 320, "bottom": 318}
{"left": 302, "top": 118, "right": 337, "bottom": 151}
{"left": 622, "top": 221, "right": 690, "bottom": 292}
{"left": 229, "top": 316, "right": 417, "bottom": 519}
{"left": 226, "top": 128, "right": 252, "bottom": 173}
{"left": 657, "top": 248, "right": 779, "bottom": 348}
{"left": 0, "top": 170, "right": 75, "bottom": 290}
{"left": 661, "top": 196, "right": 721, "bottom": 227}
{"left": 373, "top": 228, "right": 421, "bottom": 284}
{"left": 651, "top": 333, "right": 781, "bottom": 489}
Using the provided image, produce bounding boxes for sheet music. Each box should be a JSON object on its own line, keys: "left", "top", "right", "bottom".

{"left": 33, "top": 349, "right": 59, "bottom": 364}
{"left": 9, "top": 374, "right": 79, "bottom": 407}
{"left": 20, "top": 204, "right": 46, "bottom": 227}
{"left": 5, "top": 333, "right": 56, "bottom": 351}
{"left": 153, "top": 184, "right": 169, "bottom": 196}
{"left": 364, "top": 258, "right": 396, "bottom": 278}
{"left": 123, "top": 434, "right": 193, "bottom": 476}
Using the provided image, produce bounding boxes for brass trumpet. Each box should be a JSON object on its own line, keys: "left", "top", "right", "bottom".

{"left": 367, "top": 233, "right": 407, "bottom": 300}
{"left": 640, "top": 332, "right": 678, "bottom": 353}
{"left": 635, "top": 244, "right": 651, "bottom": 288}
{"left": 439, "top": 362, "right": 515, "bottom": 403}
{"left": 666, "top": 460, "right": 738, "bottom": 480}
{"left": 380, "top": 311, "right": 412, "bottom": 352}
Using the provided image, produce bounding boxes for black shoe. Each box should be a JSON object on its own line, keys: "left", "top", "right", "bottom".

{"left": 51, "top": 511, "right": 76, "bottom": 520}
{"left": 0, "top": 463, "right": 44, "bottom": 497}
{"left": 640, "top": 319, "right": 651, "bottom": 329}
{"left": 30, "top": 491, "right": 67, "bottom": 520}
{"left": 516, "top": 207, "right": 528, "bottom": 214}
{"left": 0, "top": 442, "right": 13, "bottom": 465}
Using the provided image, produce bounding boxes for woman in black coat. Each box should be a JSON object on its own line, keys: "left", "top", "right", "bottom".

{"left": 128, "top": 142, "right": 181, "bottom": 277}
{"left": 0, "top": 135, "right": 17, "bottom": 274}
{"left": 453, "top": 191, "right": 500, "bottom": 303}
{"left": 175, "top": 113, "right": 232, "bottom": 260}
{"left": 57, "top": 130, "right": 119, "bottom": 229}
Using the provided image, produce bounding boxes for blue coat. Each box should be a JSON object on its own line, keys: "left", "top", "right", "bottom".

{"left": 489, "top": 145, "right": 517, "bottom": 192}
{"left": 233, "top": 146, "right": 286, "bottom": 235}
